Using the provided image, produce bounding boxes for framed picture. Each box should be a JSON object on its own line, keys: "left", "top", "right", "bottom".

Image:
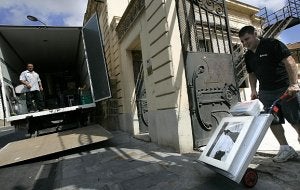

{"left": 199, "top": 116, "right": 254, "bottom": 171}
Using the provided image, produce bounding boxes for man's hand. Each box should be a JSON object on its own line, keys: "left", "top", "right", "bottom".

{"left": 286, "top": 83, "right": 300, "bottom": 96}
{"left": 26, "top": 84, "right": 32, "bottom": 89}
{"left": 251, "top": 90, "right": 258, "bottom": 100}
{"left": 39, "top": 86, "right": 43, "bottom": 91}
{"left": 248, "top": 73, "right": 258, "bottom": 100}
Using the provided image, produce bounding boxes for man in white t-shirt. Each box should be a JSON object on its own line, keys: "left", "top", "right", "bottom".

{"left": 19, "top": 63, "right": 45, "bottom": 112}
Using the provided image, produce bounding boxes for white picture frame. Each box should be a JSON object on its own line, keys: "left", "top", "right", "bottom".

{"left": 199, "top": 116, "right": 254, "bottom": 171}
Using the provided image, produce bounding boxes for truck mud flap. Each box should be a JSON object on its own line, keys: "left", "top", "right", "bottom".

{"left": 0, "top": 124, "right": 112, "bottom": 167}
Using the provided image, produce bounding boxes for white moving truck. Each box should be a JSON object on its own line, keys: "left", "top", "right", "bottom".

{"left": 0, "top": 14, "right": 111, "bottom": 134}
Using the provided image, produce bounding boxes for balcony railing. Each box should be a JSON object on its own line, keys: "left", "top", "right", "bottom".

{"left": 115, "top": 0, "right": 145, "bottom": 41}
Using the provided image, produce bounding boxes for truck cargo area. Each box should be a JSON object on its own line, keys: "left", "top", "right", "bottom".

{"left": 0, "top": 14, "right": 111, "bottom": 126}
{"left": 0, "top": 26, "right": 92, "bottom": 121}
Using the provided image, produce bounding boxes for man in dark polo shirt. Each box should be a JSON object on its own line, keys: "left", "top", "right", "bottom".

{"left": 239, "top": 25, "right": 300, "bottom": 162}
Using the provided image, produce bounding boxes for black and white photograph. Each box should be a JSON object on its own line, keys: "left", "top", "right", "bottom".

{"left": 207, "top": 122, "right": 244, "bottom": 161}
{"left": 199, "top": 116, "right": 254, "bottom": 171}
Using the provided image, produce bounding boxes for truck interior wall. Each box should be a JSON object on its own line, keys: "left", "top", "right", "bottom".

{"left": 42, "top": 43, "right": 92, "bottom": 110}
{"left": 0, "top": 33, "right": 24, "bottom": 118}
{"left": 0, "top": 34, "right": 24, "bottom": 85}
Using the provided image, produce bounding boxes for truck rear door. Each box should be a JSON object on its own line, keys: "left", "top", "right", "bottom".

{"left": 82, "top": 13, "right": 111, "bottom": 102}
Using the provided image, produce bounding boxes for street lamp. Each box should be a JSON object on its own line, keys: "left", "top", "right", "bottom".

{"left": 27, "top": 15, "right": 47, "bottom": 27}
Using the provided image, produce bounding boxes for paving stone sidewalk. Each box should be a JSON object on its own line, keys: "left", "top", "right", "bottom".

{"left": 0, "top": 129, "right": 299, "bottom": 190}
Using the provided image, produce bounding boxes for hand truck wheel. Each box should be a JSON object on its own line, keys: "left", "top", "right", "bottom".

{"left": 242, "top": 168, "right": 258, "bottom": 188}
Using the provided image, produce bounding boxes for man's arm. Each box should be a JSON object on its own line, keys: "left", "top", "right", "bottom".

{"left": 248, "top": 72, "right": 258, "bottom": 99}
{"left": 20, "top": 80, "right": 31, "bottom": 89}
{"left": 20, "top": 71, "right": 31, "bottom": 89}
{"left": 38, "top": 81, "right": 43, "bottom": 91}
{"left": 282, "top": 56, "right": 299, "bottom": 96}
{"left": 19, "top": 72, "right": 31, "bottom": 89}
{"left": 20, "top": 79, "right": 27, "bottom": 85}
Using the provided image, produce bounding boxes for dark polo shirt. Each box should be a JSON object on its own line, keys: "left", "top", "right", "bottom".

{"left": 245, "top": 38, "right": 291, "bottom": 90}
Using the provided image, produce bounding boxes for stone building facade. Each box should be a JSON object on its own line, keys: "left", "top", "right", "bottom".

{"left": 287, "top": 42, "right": 300, "bottom": 78}
{"left": 287, "top": 42, "right": 300, "bottom": 63}
{"left": 84, "top": 0, "right": 261, "bottom": 152}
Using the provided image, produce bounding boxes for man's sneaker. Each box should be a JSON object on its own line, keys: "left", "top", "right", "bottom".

{"left": 272, "top": 146, "right": 298, "bottom": 163}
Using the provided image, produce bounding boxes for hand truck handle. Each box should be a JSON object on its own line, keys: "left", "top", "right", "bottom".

{"left": 279, "top": 93, "right": 290, "bottom": 100}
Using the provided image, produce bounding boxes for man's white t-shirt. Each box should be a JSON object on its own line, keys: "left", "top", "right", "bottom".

{"left": 19, "top": 70, "right": 41, "bottom": 91}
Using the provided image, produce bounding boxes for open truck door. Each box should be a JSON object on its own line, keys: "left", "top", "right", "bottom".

{"left": 82, "top": 13, "right": 111, "bottom": 102}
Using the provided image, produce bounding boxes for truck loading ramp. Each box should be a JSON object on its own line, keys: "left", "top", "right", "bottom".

{"left": 0, "top": 125, "right": 112, "bottom": 167}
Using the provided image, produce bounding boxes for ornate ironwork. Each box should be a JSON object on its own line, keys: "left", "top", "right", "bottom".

{"left": 131, "top": 51, "right": 148, "bottom": 131}
{"left": 176, "top": 0, "right": 232, "bottom": 53}
{"left": 186, "top": 53, "right": 239, "bottom": 147}
{"left": 196, "top": 0, "right": 225, "bottom": 16}
{"left": 176, "top": 0, "right": 239, "bottom": 148}
{"left": 135, "top": 63, "right": 149, "bottom": 129}
{"left": 115, "top": 0, "right": 145, "bottom": 41}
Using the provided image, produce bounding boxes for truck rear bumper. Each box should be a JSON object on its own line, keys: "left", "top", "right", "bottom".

{"left": 6, "top": 103, "right": 96, "bottom": 122}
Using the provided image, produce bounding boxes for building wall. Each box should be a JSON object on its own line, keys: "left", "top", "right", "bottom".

{"left": 144, "top": 0, "right": 193, "bottom": 152}
{"left": 226, "top": 0, "right": 261, "bottom": 45}
{"left": 84, "top": 0, "right": 261, "bottom": 152}
{"left": 118, "top": 15, "right": 143, "bottom": 134}
{"left": 287, "top": 42, "right": 300, "bottom": 78}
{"left": 110, "top": 17, "right": 124, "bottom": 112}
{"left": 109, "top": 0, "right": 193, "bottom": 152}
{"left": 106, "top": 0, "right": 130, "bottom": 25}
{"left": 287, "top": 42, "right": 300, "bottom": 63}
{"left": 84, "top": 0, "right": 128, "bottom": 126}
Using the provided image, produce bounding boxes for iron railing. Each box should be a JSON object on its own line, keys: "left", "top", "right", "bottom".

{"left": 176, "top": 0, "right": 233, "bottom": 54}
{"left": 115, "top": 0, "right": 145, "bottom": 41}
{"left": 259, "top": 0, "right": 300, "bottom": 29}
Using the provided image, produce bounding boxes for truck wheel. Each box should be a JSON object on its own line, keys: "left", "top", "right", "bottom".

{"left": 242, "top": 168, "right": 258, "bottom": 188}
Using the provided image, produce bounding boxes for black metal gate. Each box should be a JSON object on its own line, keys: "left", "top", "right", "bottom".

{"left": 132, "top": 51, "right": 148, "bottom": 133}
{"left": 176, "top": 0, "right": 240, "bottom": 148}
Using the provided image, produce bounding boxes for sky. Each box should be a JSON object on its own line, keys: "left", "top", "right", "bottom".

{"left": 0, "top": 0, "right": 298, "bottom": 44}
{"left": 0, "top": 0, "right": 88, "bottom": 26}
